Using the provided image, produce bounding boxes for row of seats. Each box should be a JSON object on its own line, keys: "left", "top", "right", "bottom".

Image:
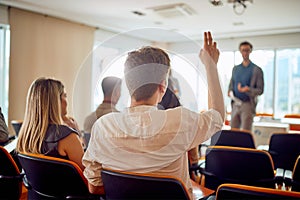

{"left": 2, "top": 142, "right": 300, "bottom": 199}
{"left": 215, "top": 183, "right": 300, "bottom": 200}
{"left": 192, "top": 129, "right": 300, "bottom": 197}
{"left": 0, "top": 146, "right": 197, "bottom": 200}
{"left": 0, "top": 129, "right": 299, "bottom": 199}
{"left": 198, "top": 146, "right": 300, "bottom": 192}
{"left": 207, "top": 129, "right": 300, "bottom": 171}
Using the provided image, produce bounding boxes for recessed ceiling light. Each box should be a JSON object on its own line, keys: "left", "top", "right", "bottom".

{"left": 132, "top": 11, "right": 145, "bottom": 16}
{"left": 233, "top": 22, "right": 244, "bottom": 26}
{"left": 154, "top": 21, "right": 163, "bottom": 25}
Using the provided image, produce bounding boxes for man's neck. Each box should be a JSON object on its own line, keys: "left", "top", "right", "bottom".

{"left": 242, "top": 59, "right": 251, "bottom": 67}
{"left": 103, "top": 98, "right": 116, "bottom": 105}
{"left": 130, "top": 95, "right": 159, "bottom": 107}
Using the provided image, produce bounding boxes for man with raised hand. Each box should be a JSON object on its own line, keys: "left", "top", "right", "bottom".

{"left": 82, "top": 31, "right": 225, "bottom": 198}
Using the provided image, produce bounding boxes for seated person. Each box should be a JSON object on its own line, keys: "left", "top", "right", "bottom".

{"left": 83, "top": 76, "right": 122, "bottom": 134}
{"left": 60, "top": 92, "right": 84, "bottom": 147}
{"left": 158, "top": 79, "right": 200, "bottom": 181}
{"left": 0, "top": 106, "right": 9, "bottom": 145}
{"left": 95, "top": 76, "right": 122, "bottom": 119}
{"left": 16, "top": 77, "right": 85, "bottom": 170}
{"left": 82, "top": 32, "right": 224, "bottom": 197}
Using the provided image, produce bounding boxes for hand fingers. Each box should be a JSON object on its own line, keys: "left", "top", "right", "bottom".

{"left": 204, "top": 31, "right": 216, "bottom": 50}
{"left": 207, "top": 31, "right": 212, "bottom": 46}
{"left": 213, "top": 41, "right": 217, "bottom": 49}
{"left": 203, "top": 32, "right": 208, "bottom": 49}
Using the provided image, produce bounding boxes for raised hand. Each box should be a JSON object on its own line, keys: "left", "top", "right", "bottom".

{"left": 199, "top": 31, "right": 220, "bottom": 67}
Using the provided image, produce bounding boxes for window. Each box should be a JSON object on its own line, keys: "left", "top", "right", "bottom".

{"left": 93, "top": 51, "right": 205, "bottom": 112}
{"left": 275, "top": 48, "right": 300, "bottom": 117}
{"left": 218, "top": 51, "right": 235, "bottom": 113}
{"left": 92, "top": 46, "right": 300, "bottom": 118}
{"left": 0, "top": 24, "right": 10, "bottom": 122}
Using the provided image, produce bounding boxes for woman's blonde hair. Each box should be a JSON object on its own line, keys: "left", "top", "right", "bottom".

{"left": 17, "top": 77, "right": 64, "bottom": 154}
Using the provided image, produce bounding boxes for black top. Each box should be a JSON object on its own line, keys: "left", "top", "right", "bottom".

{"left": 42, "top": 124, "right": 79, "bottom": 159}
{"left": 158, "top": 88, "right": 181, "bottom": 110}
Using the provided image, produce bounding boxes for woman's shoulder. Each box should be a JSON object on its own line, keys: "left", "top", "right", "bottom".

{"left": 45, "top": 124, "right": 78, "bottom": 142}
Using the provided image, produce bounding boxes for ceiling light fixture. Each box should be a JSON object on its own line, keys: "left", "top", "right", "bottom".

{"left": 210, "top": 0, "right": 253, "bottom": 15}
{"left": 229, "top": 0, "right": 253, "bottom": 15}
{"left": 209, "top": 0, "right": 223, "bottom": 6}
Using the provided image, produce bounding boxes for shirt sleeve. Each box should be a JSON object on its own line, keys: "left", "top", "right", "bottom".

{"left": 0, "top": 108, "right": 9, "bottom": 143}
{"left": 188, "top": 109, "right": 223, "bottom": 149}
{"left": 82, "top": 151, "right": 104, "bottom": 186}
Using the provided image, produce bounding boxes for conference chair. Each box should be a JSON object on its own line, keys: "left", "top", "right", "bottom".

{"left": 198, "top": 128, "right": 255, "bottom": 168}
{"left": 256, "top": 112, "right": 274, "bottom": 118}
{"left": 101, "top": 168, "right": 191, "bottom": 200}
{"left": 215, "top": 183, "right": 300, "bottom": 200}
{"left": 10, "top": 119, "right": 23, "bottom": 136}
{"left": 292, "top": 155, "right": 300, "bottom": 192}
{"left": 18, "top": 152, "right": 100, "bottom": 200}
{"left": 0, "top": 146, "right": 24, "bottom": 200}
{"left": 284, "top": 114, "right": 300, "bottom": 131}
{"left": 200, "top": 146, "right": 276, "bottom": 190}
{"left": 210, "top": 129, "right": 256, "bottom": 149}
{"left": 268, "top": 133, "right": 300, "bottom": 171}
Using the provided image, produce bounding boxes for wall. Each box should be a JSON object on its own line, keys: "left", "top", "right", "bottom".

{"left": 8, "top": 7, "right": 95, "bottom": 133}
{"left": 169, "top": 32, "right": 300, "bottom": 53}
{"left": 5, "top": 6, "right": 300, "bottom": 131}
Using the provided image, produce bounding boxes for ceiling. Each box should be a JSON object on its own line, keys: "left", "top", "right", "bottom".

{"left": 1, "top": 0, "right": 300, "bottom": 42}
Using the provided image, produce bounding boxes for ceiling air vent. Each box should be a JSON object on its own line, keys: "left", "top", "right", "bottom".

{"left": 148, "top": 3, "right": 196, "bottom": 18}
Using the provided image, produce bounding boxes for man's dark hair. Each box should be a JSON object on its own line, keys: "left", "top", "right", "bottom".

{"left": 101, "top": 76, "right": 121, "bottom": 97}
{"left": 124, "top": 46, "right": 170, "bottom": 101}
{"left": 239, "top": 41, "right": 253, "bottom": 50}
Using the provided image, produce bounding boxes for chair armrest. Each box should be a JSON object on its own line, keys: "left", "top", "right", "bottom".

{"left": 275, "top": 168, "right": 284, "bottom": 186}
{"left": 284, "top": 170, "right": 293, "bottom": 188}
{"left": 0, "top": 173, "right": 23, "bottom": 180}
{"left": 66, "top": 194, "right": 105, "bottom": 200}
{"left": 22, "top": 174, "right": 31, "bottom": 189}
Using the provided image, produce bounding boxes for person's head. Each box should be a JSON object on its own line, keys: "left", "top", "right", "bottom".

{"left": 239, "top": 41, "right": 253, "bottom": 60}
{"left": 124, "top": 46, "right": 170, "bottom": 102}
{"left": 101, "top": 76, "right": 122, "bottom": 104}
{"left": 17, "top": 77, "right": 65, "bottom": 153}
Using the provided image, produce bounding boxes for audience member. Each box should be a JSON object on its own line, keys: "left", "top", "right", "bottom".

{"left": 61, "top": 90, "right": 81, "bottom": 132}
{"left": 16, "top": 77, "right": 85, "bottom": 170}
{"left": 83, "top": 76, "right": 122, "bottom": 133}
{"left": 0, "top": 106, "right": 9, "bottom": 145}
{"left": 82, "top": 32, "right": 225, "bottom": 197}
{"left": 157, "top": 74, "right": 181, "bottom": 110}
{"left": 61, "top": 92, "right": 84, "bottom": 147}
{"left": 95, "top": 76, "right": 122, "bottom": 119}
{"left": 228, "top": 41, "right": 264, "bottom": 131}
{"left": 158, "top": 75, "right": 200, "bottom": 181}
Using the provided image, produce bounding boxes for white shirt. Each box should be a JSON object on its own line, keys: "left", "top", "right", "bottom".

{"left": 82, "top": 105, "right": 223, "bottom": 197}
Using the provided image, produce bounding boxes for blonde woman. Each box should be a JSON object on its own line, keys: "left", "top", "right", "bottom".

{"left": 16, "top": 77, "right": 84, "bottom": 170}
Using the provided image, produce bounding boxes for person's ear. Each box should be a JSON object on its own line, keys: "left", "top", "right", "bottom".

{"left": 159, "top": 80, "right": 167, "bottom": 93}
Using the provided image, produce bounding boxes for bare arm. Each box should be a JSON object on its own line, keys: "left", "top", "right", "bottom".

{"left": 199, "top": 31, "right": 225, "bottom": 120}
{"left": 58, "top": 133, "right": 85, "bottom": 170}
